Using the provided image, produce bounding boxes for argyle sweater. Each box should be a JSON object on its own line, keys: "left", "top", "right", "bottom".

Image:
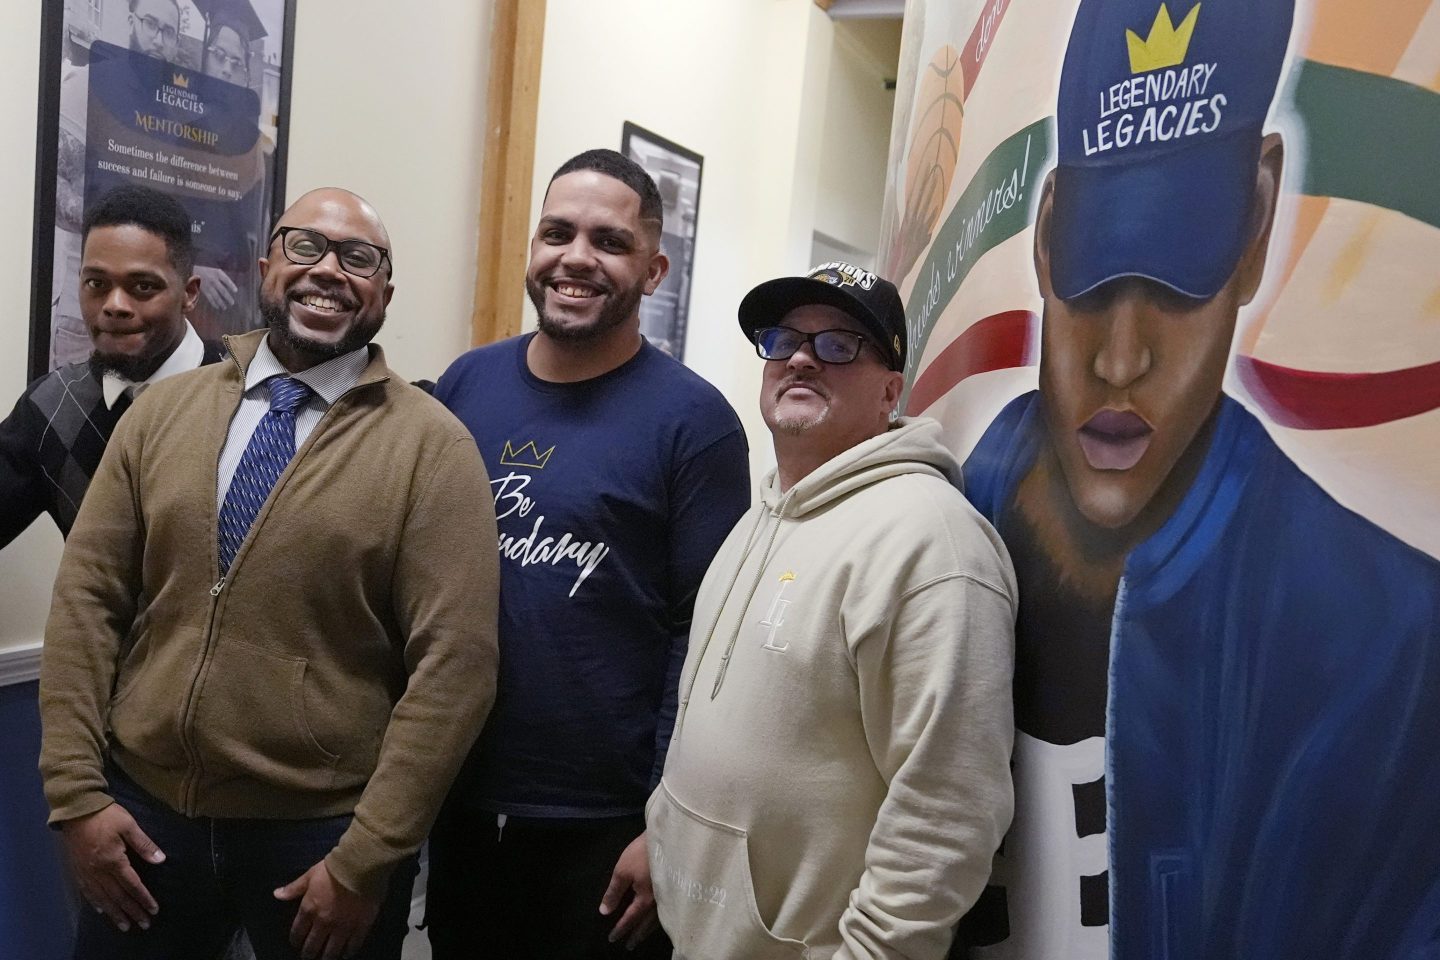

{"left": 0, "top": 343, "right": 222, "bottom": 547}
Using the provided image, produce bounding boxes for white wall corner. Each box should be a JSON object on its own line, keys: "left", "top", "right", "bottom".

{"left": 786, "top": 5, "right": 838, "bottom": 271}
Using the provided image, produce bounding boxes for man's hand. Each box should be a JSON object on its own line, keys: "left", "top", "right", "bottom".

{"left": 60, "top": 803, "right": 165, "bottom": 933}
{"left": 193, "top": 266, "right": 238, "bottom": 310}
{"left": 274, "top": 860, "right": 380, "bottom": 960}
{"left": 599, "top": 831, "right": 659, "bottom": 950}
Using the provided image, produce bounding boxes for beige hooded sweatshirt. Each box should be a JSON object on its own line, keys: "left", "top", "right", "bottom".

{"left": 648, "top": 417, "right": 1016, "bottom": 959}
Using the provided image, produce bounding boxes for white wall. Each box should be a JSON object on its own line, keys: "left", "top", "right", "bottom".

{"left": 0, "top": 2, "right": 60, "bottom": 653}
{"left": 813, "top": 19, "right": 902, "bottom": 259}
{"left": 531, "top": 0, "right": 840, "bottom": 483}
{"left": 0, "top": 0, "right": 492, "bottom": 652}
{"left": 284, "top": 1, "right": 492, "bottom": 383}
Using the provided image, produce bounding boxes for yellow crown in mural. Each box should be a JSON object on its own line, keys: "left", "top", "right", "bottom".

{"left": 500, "top": 440, "right": 555, "bottom": 470}
{"left": 171, "top": 72, "right": 190, "bottom": 88}
{"left": 1126, "top": 3, "right": 1200, "bottom": 74}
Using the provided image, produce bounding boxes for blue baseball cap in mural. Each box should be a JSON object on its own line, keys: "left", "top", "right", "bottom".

{"left": 1048, "top": 0, "right": 1295, "bottom": 300}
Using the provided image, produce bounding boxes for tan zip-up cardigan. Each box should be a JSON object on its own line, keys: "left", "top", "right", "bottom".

{"left": 39, "top": 330, "right": 500, "bottom": 896}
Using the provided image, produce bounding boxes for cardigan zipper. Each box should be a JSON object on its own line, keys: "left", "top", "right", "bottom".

{"left": 175, "top": 371, "right": 390, "bottom": 813}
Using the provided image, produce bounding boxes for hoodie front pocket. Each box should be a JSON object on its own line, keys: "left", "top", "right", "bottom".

{"left": 648, "top": 782, "right": 808, "bottom": 960}
{"left": 191, "top": 640, "right": 339, "bottom": 789}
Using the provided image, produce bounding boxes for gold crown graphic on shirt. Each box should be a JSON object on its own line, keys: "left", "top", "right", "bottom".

{"left": 500, "top": 439, "right": 555, "bottom": 470}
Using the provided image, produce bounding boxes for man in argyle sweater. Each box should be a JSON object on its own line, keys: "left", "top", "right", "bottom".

{"left": 1, "top": 184, "right": 220, "bottom": 548}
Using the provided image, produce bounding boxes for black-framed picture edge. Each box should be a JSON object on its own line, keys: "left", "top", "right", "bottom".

{"left": 619, "top": 120, "right": 705, "bottom": 245}
{"left": 27, "top": 0, "right": 299, "bottom": 383}
{"left": 620, "top": 121, "right": 704, "bottom": 363}
{"left": 620, "top": 121, "right": 705, "bottom": 176}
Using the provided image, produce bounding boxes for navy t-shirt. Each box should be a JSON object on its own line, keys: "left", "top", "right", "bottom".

{"left": 435, "top": 334, "right": 751, "bottom": 817}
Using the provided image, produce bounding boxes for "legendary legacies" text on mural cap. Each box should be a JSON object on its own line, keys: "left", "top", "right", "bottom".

{"left": 1049, "top": 0, "right": 1295, "bottom": 300}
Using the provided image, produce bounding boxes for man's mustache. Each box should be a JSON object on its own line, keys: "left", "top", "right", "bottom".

{"left": 775, "top": 375, "right": 830, "bottom": 401}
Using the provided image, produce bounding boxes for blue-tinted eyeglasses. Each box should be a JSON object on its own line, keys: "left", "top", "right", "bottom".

{"left": 753, "top": 326, "right": 875, "bottom": 365}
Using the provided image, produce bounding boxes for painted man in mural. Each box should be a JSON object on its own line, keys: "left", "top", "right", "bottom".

{"left": 960, "top": 0, "right": 1440, "bottom": 957}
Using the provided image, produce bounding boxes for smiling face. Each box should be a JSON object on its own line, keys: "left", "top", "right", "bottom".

{"left": 80, "top": 223, "right": 199, "bottom": 381}
{"left": 524, "top": 170, "right": 667, "bottom": 346}
{"left": 1031, "top": 134, "right": 1284, "bottom": 533}
{"left": 258, "top": 189, "right": 393, "bottom": 371}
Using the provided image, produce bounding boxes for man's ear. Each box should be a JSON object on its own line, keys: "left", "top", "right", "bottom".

{"left": 182, "top": 272, "right": 201, "bottom": 314}
{"left": 644, "top": 250, "right": 670, "bottom": 296}
{"left": 881, "top": 369, "right": 905, "bottom": 415}
{"left": 1032, "top": 170, "right": 1058, "bottom": 300}
{"left": 1236, "top": 132, "right": 1284, "bottom": 306}
{"left": 258, "top": 256, "right": 270, "bottom": 280}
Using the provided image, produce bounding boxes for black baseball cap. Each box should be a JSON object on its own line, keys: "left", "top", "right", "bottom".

{"left": 738, "top": 261, "right": 908, "bottom": 371}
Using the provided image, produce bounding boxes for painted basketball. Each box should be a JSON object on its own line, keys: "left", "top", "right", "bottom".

{"left": 890, "top": 44, "right": 965, "bottom": 280}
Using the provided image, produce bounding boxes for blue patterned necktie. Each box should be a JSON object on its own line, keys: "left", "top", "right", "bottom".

{"left": 217, "top": 376, "right": 313, "bottom": 574}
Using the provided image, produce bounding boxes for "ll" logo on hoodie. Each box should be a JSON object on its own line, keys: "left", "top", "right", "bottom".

{"left": 759, "top": 572, "right": 797, "bottom": 653}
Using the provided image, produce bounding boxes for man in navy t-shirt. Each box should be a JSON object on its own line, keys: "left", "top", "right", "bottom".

{"left": 426, "top": 149, "right": 750, "bottom": 959}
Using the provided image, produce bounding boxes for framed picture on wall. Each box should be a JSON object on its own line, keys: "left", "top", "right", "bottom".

{"left": 621, "top": 122, "right": 703, "bottom": 362}
{"left": 29, "top": 0, "right": 297, "bottom": 381}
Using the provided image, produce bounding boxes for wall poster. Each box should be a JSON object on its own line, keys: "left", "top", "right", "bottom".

{"left": 30, "top": 0, "right": 297, "bottom": 380}
{"left": 879, "top": 0, "right": 1440, "bottom": 957}
{"left": 621, "top": 121, "right": 703, "bottom": 361}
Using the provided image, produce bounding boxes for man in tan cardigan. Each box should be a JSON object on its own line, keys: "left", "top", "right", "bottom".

{"left": 39, "top": 188, "right": 499, "bottom": 960}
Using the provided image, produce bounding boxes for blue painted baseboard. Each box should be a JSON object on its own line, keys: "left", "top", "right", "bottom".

{"left": 1, "top": 679, "right": 76, "bottom": 960}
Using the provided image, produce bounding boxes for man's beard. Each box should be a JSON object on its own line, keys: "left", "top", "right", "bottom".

{"left": 260, "top": 295, "right": 384, "bottom": 365}
{"left": 769, "top": 406, "right": 831, "bottom": 435}
{"left": 526, "top": 276, "right": 642, "bottom": 343}
{"left": 89, "top": 348, "right": 167, "bottom": 383}
{"left": 766, "top": 377, "right": 832, "bottom": 435}
{"left": 129, "top": 31, "right": 166, "bottom": 60}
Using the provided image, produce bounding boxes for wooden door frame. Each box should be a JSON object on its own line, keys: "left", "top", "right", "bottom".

{"left": 471, "top": 0, "right": 546, "bottom": 346}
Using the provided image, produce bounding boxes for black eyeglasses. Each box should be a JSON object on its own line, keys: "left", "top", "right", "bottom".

{"left": 133, "top": 13, "right": 177, "bottom": 45}
{"left": 269, "top": 227, "right": 393, "bottom": 279}
{"left": 753, "top": 326, "right": 876, "bottom": 365}
{"left": 206, "top": 45, "right": 247, "bottom": 75}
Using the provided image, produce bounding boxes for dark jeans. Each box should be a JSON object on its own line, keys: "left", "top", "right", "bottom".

{"left": 426, "top": 806, "right": 672, "bottom": 960}
{"left": 73, "top": 766, "right": 418, "bottom": 960}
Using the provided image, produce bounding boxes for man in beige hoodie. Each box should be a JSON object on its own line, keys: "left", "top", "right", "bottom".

{"left": 647, "top": 262, "right": 1016, "bottom": 960}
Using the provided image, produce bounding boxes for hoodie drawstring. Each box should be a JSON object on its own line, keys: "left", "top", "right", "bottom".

{"left": 672, "top": 495, "right": 790, "bottom": 740}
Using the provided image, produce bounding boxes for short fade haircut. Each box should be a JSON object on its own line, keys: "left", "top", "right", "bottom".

{"left": 82, "top": 184, "right": 196, "bottom": 278}
{"left": 549, "top": 149, "right": 664, "bottom": 235}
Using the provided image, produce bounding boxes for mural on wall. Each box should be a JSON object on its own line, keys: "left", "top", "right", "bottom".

{"left": 32, "top": 0, "right": 294, "bottom": 379}
{"left": 880, "top": 0, "right": 1440, "bottom": 957}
